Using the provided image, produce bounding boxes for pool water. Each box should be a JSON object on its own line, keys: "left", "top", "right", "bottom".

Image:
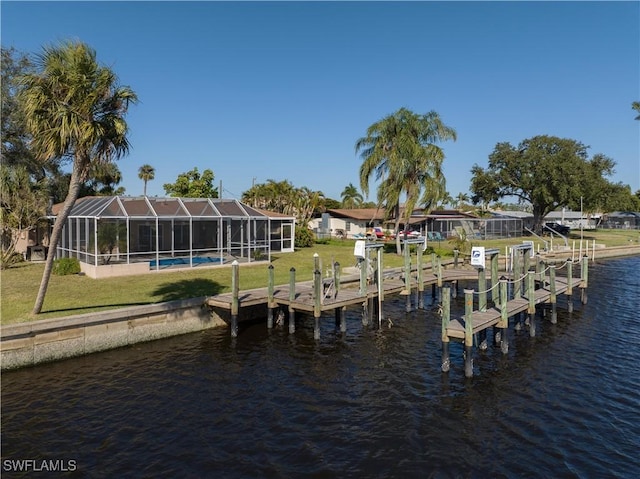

{"left": 149, "top": 256, "right": 222, "bottom": 267}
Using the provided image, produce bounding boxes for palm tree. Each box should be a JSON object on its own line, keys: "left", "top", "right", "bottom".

{"left": 20, "top": 40, "right": 137, "bottom": 314}
{"left": 455, "top": 192, "right": 470, "bottom": 209}
{"left": 138, "top": 164, "right": 155, "bottom": 196}
{"left": 355, "top": 107, "right": 456, "bottom": 253}
{"left": 633, "top": 101, "right": 640, "bottom": 120}
{"left": 340, "top": 183, "right": 364, "bottom": 209}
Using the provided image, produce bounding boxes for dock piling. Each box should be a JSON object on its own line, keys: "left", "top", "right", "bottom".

{"left": 464, "top": 289, "right": 474, "bottom": 378}
{"left": 377, "top": 248, "right": 384, "bottom": 327}
{"left": 267, "top": 264, "right": 275, "bottom": 329}
{"left": 417, "top": 247, "right": 424, "bottom": 309}
{"left": 567, "top": 260, "right": 574, "bottom": 313}
{"left": 230, "top": 260, "right": 239, "bottom": 337}
{"left": 313, "top": 268, "right": 321, "bottom": 340}
{"left": 499, "top": 279, "right": 509, "bottom": 354}
{"left": 581, "top": 255, "right": 589, "bottom": 304}
{"left": 441, "top": 286, "right": 451, "bottom": 373}
{"left": 549, "top": 265, "right": 557, "bottom": 324}
{"left": 288, "top": 267, "right": 296, "bottom": 333}
{"left": 527, "top": 271, "right": 536, "bottom": 337}
{"left": 403, "top": 245, "right": 412, "bottom": 312}
{"left": 478, "top": 267, "right": 487, "bottom": 312}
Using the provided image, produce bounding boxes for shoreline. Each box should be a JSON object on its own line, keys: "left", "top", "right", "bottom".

{"left": 2, "top": 245, "right": 639, "bottom": 371}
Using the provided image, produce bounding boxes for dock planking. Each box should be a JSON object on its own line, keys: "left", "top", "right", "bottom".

{"left": 204, "top": 268, "right": 476, "bottom": 313}
{"left": 445, "top": 277, "right": 570, "bottom": 340}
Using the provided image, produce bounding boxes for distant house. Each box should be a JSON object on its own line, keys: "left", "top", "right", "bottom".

{"left": 545, "top": 210, "right": 600, "bottom": 229}
{"left": 309, "top": 208, "right": 482, "bottom": 239}
{"left": 492, "top": 208, "right": 602, "bottom": 231}
{"left": 601, "top": 211, "right": 640, "bottom": 229}
{"left": 490, "top": 210, "right": 534, "bottom": 231}
{"left": 308, "top": 208, "right": 391, "bottom": 239}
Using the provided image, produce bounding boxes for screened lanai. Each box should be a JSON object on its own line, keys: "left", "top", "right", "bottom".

{"left": 52, "top": 196, "right": 295, "bottom": 274}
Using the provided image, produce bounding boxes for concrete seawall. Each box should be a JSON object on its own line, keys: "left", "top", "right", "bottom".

{"left": 0, "top": 298, "right": 227, "bottom": 371}
{"left": 2, "top": 245, "right": 638, "bottom": 371}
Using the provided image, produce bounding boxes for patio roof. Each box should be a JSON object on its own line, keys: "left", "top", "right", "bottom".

{"left": 51, "top": 196, "right": 293, "bottom": 220}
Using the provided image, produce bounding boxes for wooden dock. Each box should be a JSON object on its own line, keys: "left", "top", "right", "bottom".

{"left": 205, "top": 267, "right": 477, "bottom": 314}
{"left": 204, "top": 247, "right": 589, "bottom": 378}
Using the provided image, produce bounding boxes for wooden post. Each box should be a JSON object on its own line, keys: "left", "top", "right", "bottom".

{"left": 581, "top": 255, "right": 589, "bottom": 304}
{"left": 437, "top": 256, "right": 443, "bottom": 300}
{"left": 567, "top": 260, "right": 574, "bottom": 313}
{"left": 527, "top": 270, "right": 536, "bottom": 337}
{"left": 313, "top": 268, "right": 321, "bottom": 340}
{"left": 267, "top": 264, "right": 275, "bottom": 329}
{"left": 334, "top": 261, "right": 341, "bottom": 297}
{"left": 288, "top": 267, "right": 296, "bottom": 334}
{"left": 535, "top": 255, "right": 543, "bottom": 285}
{"left": 523, "top": 248, "right": 531, "bottom": 277}
{"left": 417, "top": 247, "right": 424, "bottom": 309}
{"left": 359, "top": 257, "right": 367, "bottom": 296}
{"left": 441, "top": 286, "right": 451, "bottom": 373}
{"left": 336, "top": 306, "right": 346, "bottom": 332}
{"left": 464, "top": 289, "right": 474, "bottom": 378}
{"left": 491, "top": 253, "right": 499, "bottom": 307}
{"left": 230, "top": 260, "right": 239, "bottom": 338}
{"left": 377, "top": 247, "right": 384, "bottom": 327}
{"left": 513, "top": 249, "right": 521, "bottom": 298}
{"left": 499, "top": 279, "right": 508, "bottom": 354}
{"left": 478, "top": 267, "right": 487, "bottom": 312}
{"left": 549, "top": 265, "right": 557, "bottom": 324}
{"left": 403, "top": 244, "right": 411, "bottom": 312}
{"left": 453, "top": 249, "right": 459, "bottom": 268}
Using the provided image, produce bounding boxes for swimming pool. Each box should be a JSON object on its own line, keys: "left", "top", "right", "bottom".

{"left": 149, "top": 256, "right": 223, "bottom": 267}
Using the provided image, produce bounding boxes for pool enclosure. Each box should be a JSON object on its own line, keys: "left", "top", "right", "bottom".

{"left": 52, "top": 196, "right": 295, "bottom": 275}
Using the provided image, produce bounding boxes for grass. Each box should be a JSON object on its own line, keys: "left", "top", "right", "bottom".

{"left": 1, "top": 229, "right": 638, "bottom": 325}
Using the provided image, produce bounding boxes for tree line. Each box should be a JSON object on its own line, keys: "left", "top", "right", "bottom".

{"left": 2, "top": 40, "right": 639, "bottom": 314}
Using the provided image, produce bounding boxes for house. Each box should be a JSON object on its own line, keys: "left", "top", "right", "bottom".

{"left": 309, "top": 208, "right": 490, "bottom": 240}
{"left": 601, "top": 211, "right": 640, "bottom": 229}
{"left": 308, "top": 208, "right": 392, "bottom": 239}
{"left": 545, "top": 209, "right": 600, "bottom": 230}
{"left": 46, "top": 196, "right": 295, "bottom": 278}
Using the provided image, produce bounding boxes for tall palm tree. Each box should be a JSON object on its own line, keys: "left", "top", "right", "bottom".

{"left": 633, "top": 101, "right": 640, "bottom": 120}
{"left": 138, "top": 164, "right": 155, "bottom": 196}
{"left": 356, "top": 107, "right": 456, "bottom": 253}
{"left": 340, "top": 183, "right": 364, "bottom": 209}
{"left": 20, "top": 40, "right": 137, "bottom": 314}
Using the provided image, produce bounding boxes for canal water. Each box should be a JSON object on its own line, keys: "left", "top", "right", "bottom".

{"left": 2, "top": 256, "right": 639, "bottom": 478}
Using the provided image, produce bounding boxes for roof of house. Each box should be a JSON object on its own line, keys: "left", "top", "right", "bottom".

{"left": 324, "top": 208, "right": 387, "bottom": 221}
{"left": 322, "top": 208, "right": 478, "bottom": 223}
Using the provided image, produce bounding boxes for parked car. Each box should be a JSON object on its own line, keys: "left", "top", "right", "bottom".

{"left": 366, "top": 227, "right": 394, "bottom": 240}
{"left": 545, "top": 222, "right": 570, "bottom": 236}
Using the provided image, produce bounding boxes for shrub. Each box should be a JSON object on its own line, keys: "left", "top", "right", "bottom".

{"left": 295, "top": 228, "right": 315, "bottom": 248}
{"left": 382, "top": 243, "right": 396, "bottom": 254}
{"left": 52, "top": 257, "right": 81, "bottom": 275}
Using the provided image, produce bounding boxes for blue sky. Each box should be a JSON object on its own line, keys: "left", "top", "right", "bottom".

{"left": 2, "top": 1, "right": 639, "bottom": 203}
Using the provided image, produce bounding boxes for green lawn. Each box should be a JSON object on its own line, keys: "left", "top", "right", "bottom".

{"left": 1, "top": 230, "right": 637, "bottom": 325}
